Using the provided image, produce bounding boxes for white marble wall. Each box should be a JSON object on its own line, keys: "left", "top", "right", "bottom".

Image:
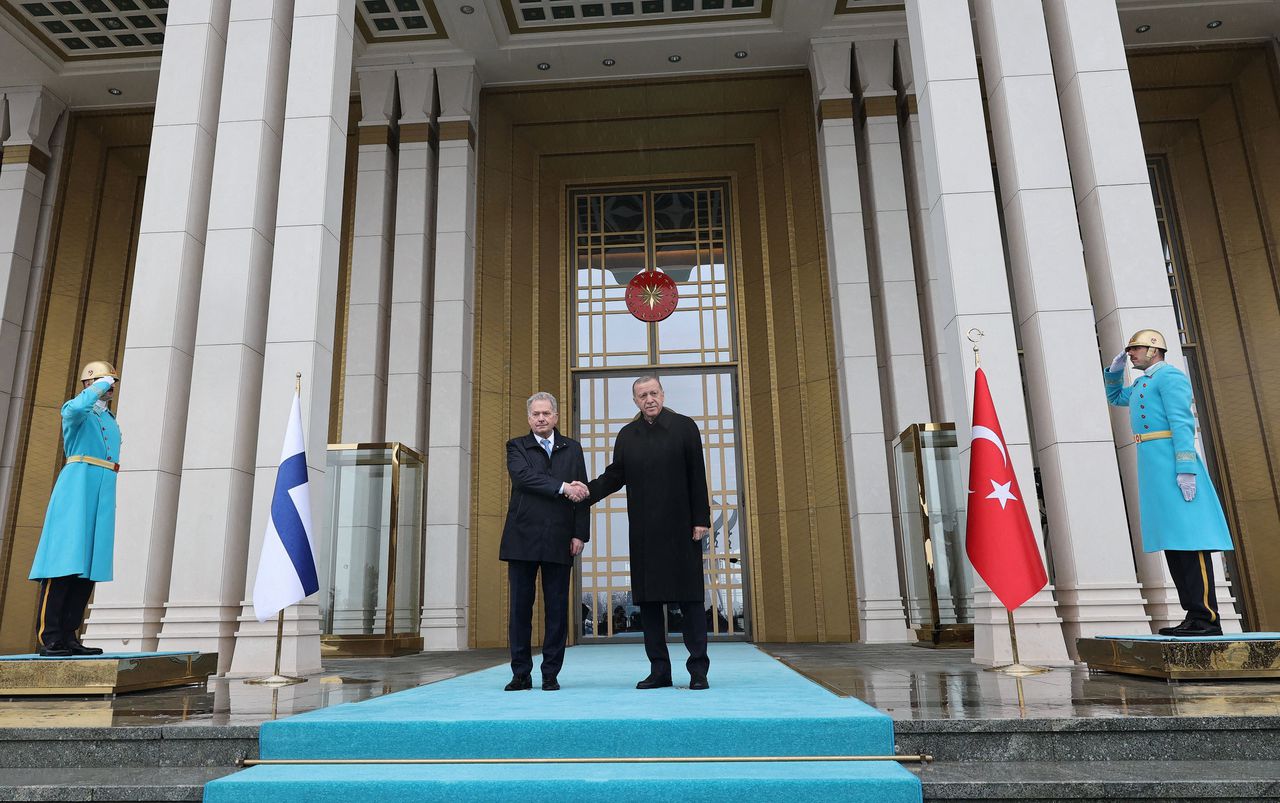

{"left": 385, "top": 67, "right": 438, "bottom": 452}
{"left": 974, "top": 0, "right": 1150, "bottom": 651}
{"left": 340, "top": 69, "right": 397, "bottom": 444}
{"left": 904, "top": 0, "right": 1068, "bottom": 665}
{"left": 420, "top": 64, "right": 478, "bottom": 650}
{"left": 86, "top": 0, "right": 231, "bottom": 652}
{"left": 229, "top": 0, "right": 356, "bottom": 675}
{"left": 156, "top": 0, "right": 294, "bottom": 672}
{"left": 809, "top": 41, "right": 912, "bottom": 644}
{"left": 1042, "top": 0, "right": 1240, "bottom": 630}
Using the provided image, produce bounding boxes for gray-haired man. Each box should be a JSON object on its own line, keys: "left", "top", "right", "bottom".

{"left": 499, "top": 392, "right": 589, "bottom": 691}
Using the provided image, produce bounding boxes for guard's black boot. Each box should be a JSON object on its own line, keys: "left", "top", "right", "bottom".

{"left": 1169, "top": 620, "right": 1223, "bottom": 637}
{"left": 67, "top": 639, "right": 103, "bottom": 656}
{"left": 37, "top": 642, "right": 72, "bottom": 657}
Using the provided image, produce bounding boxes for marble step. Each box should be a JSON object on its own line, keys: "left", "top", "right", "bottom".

{"left": 894, "top": 715, "right": 1280, "bottom": 762}
{"left": 916, "top": 760, "right": 1280, "bottom": 800}
{"left": 0, "top": 766, "right": 237, "bottom": 801}
{"left": 0, "top": 726, "right": 258, "bottom": 768}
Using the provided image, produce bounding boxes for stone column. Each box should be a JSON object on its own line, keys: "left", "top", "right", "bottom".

{"left": 385, "top": 67, "right": 437, "bottom": 451}
{"left": 0, "top": 90, "right": 66, "bottom": 548}
{"left": 420, "top": 64, "right": 477, "bottom": 649}
{"left": 809, "top": 41, "right": 911, "bottom": 644}
{"left": 1043, "top": 0, "right": 1240, "bottom": 630}
{"left": 904, "top": 0, "right": 1068, "bottom": 664}
{"left": 340, "top": 68, "right": 397, "bottom": 443}
{"left": 895, "top": 42, "right": 956, "bottom": 425}
{"left": 156, "top": 0, "right": 293, "bottom": 671}
{"left": 84, "top": 1, "right": 231, "bottom": 651}
{"left": 853, "top": 40, "right": 932, "bottom": 434}
{"left": 975, "top": 0, "right": 1150, "bottom": 650}
{"left": 229, "top": 0, "right": 355, "bottom": 675}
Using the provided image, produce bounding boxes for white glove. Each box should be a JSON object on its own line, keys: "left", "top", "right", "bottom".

{"left": 1177, "top": 473, "right": 1196, "bottom": 502}
{"left": 95, "top": 376, "right": 116, "bottom": 388}
{"left": 1108, "top": 352, "right": 1127, "bottom": 372}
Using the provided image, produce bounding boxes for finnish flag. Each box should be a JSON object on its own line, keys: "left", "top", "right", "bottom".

{"left": 252, "top": 391, "right": 320, "bottom": 621}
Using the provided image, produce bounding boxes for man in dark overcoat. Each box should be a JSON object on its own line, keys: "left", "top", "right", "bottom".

{"left": 499, "top": 391, "right": 589, "bottom": 691}
{"left": 584, "top": 375, "right": 712, "bottom": 690}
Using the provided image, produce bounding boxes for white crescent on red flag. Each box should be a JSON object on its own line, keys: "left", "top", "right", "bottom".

{"left": 964, "top": 367, "right": 1048, "bottom": 611}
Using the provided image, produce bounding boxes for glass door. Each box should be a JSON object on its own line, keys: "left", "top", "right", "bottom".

{"left": 570, "top": 183, "right": 747, "bottom": 640}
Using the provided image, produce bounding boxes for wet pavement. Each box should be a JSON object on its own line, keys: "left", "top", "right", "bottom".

{"left": 1, "top": 642, "right": 1278, "bottom": 729}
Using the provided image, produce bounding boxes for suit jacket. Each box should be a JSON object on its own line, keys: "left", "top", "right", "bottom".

{"left": 500, "top": 430, "right": 590, "bottom": 565}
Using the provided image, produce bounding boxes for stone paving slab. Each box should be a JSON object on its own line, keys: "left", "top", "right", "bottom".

{"left": 915, "top": 760, "right": 1280, "bottom": 800}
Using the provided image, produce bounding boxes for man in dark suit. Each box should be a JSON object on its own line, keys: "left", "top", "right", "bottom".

{"left": 580, "top": 375, "right": 712, "bottom": 690}
{"left": 500, "top": 391, "right": 589, "bottom": 691}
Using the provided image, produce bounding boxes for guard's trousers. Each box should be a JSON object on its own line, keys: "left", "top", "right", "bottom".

{"left": 37, "top": 575, "right": 95, "bottom": 648}
{"left": 1164, "top": 549, "right": 1219, "bottom": 624}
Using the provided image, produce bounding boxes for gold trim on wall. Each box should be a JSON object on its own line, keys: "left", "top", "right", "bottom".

{"left": 470, "top": 70, "right": 857, "bottom": 648}
{"left": 1, "top": 145, "right": 51, "bottom": 174}
{"left": 862, "top": 95, "right": 898, "bottom": 118}
{"left": 437, "top": 120, "right": 475, "bottom": 148}
{"left": 817, "top": 98, "right": 855, "bottom": 127}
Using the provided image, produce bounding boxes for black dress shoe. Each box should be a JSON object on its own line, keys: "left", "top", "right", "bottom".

{"left": 541, "top": 678, "right": 560, "bottom": 691}
{"left": 689, "top": 675, "right": 709, "bottom": 691}
{"left": 635, "top": 674, "right": 673, "bottom": 690}
{"left": 1158, "top": 619, "right": 1192, "bottom": 636}
{"left": 1169, "top": 620, "right": 1223, "bottom": 637}
{"left": 37, "top": 643, "right": 72, "bottom": 657}
{"left": 504, "top": 675, "right": 532, "bottom": 691}
{"left": 67, "top": 641, "right": 103, "bottom": 656}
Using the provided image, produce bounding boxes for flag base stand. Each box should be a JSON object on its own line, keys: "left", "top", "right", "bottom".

{"left": 244, "top": 610, "right": 308, "bottom": 687}
{"left": 986, "top": 609, "right": 1051, "bottom": 676}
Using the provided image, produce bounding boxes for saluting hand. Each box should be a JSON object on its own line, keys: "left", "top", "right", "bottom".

{"left": 1108, "top": 352, "right": 1127, "bottom": 372}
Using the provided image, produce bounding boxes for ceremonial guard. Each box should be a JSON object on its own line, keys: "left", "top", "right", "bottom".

{"left": 1104, "top": 330, "right": 1233, "bottom": 636}
{"left": 28, "top": 361, "right": 121, "bottom": 656}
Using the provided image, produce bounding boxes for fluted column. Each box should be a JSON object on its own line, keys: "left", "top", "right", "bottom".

{"left": 904, "top": 0, "right": 1068, "bottom": 665}
{"left": 85, "top": 1, "right": 231, "bottom": 651}
{"left": 975, "top": 0, "right": 1150, "bottom": 651}
{"left": 809, "top": 40, "right": 911, "bottom": 644}
{"left": 1043, "top": 0, "right": 1240, "bottom": 630}
{"left": 156, "top": 0, "right": 293, "bottom": 672}
{"left": 385, "top": 66, "right": 437, "bottom": 451}
{"left": 853, "top": 39, "right": 932, "bottom": 434}
{"left": 229, "top": 0, "right": 356, "bottom": 675}
{"left": 340, "top": 68, "right": 397, "bottom": 442}
{"left": 420, "top": 64, "right": 477, "bottom": 649}
{"left": 0, "top": 90, "right": 66, "bottom": 553}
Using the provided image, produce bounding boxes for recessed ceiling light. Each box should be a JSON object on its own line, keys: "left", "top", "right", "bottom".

{"left": 1135, "top": 24, "right": 1151, "bottom": 33}
{"left": 668, "top": 55, "right": 682, "bottom": 63}
{"left": 460, "top": 4, "right": 474, "bottom": 13}
{"left": 107, "top": 87, "right": 122, "bottom": 96}
{"left": 734, "top": 50, "right": 748, "bottom": 59}
{"left": 1206, "top": 19, "right": 1222, "bottom": 28}
{"left": 602, "top": 58, "right": 616, "bottom": 66}
{"left": 537, "top": 62, "right": 551, "bottom": 71}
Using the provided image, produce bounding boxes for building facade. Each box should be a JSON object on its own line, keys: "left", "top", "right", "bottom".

{"left": 0, "top": 0, "right": 1277, "bottom": 673}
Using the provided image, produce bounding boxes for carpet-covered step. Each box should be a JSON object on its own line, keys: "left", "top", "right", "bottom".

{"left": 916, "top": 759, "right": 1280, "bottom": 800}
{"left": 257, "top": 643, "right": 896, "bottom": 760}
{"left": 205, "top": 759, "right": 922, "bottom": 802}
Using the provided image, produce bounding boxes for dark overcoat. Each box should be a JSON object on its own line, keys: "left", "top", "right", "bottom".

{"left": 588, "top": 407, "right": 711, "bottom": 603}
{"left": 500, "top": 430, "right": 590, "bottom": 565}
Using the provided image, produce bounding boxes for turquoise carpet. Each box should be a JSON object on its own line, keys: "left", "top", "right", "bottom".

{"left": 205, "top": 643, "right": 922, "bottom": 802}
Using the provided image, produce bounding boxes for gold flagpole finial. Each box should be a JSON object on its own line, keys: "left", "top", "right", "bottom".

{"left": 295, "top": 371, "right": 302, "bottom": 395}
{"left": 966, "top": 328, "right": 985, "bottom": 369}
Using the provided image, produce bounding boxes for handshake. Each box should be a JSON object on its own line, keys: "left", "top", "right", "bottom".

{"left": 563, "top": 481, "right": 590, "bottom": 503}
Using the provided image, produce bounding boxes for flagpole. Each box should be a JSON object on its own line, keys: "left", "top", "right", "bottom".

{"left": 966, "top": 331, "right": 1050, "bottom": 677}
{"left": 246, "top": 372, "right": 308, "bottom": 687}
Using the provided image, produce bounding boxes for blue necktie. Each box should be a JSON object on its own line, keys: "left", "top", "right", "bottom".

{"left": 540, "top": 437, "right": 552, "bottom": 458}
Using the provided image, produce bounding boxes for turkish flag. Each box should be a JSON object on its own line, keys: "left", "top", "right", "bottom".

{"left": 964, "top": 367, "right": 1048, "bottom": 611}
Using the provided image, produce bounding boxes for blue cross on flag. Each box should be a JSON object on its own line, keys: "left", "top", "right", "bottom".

{"left": 252, "top": 390, "right": 320, "bottom": 621}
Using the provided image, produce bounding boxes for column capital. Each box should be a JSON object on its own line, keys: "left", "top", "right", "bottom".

{"left": 894, "top": 37, "right": 915, "bottom": 95}
{"left": 808, "top": 40, "right": 853, "bottom": 102}
{"left": 395, "top": 66, "right": 437, "bottom": 127}
{"left": 0, "top": 87, "right": 66, "bottom": 156}
{"left": 435, "top": 64, "right": 478, "bottom": 123}
{"left": 853, "top": 39, "right": 895, "bottom": 99}
{"left": 357, "top": 68, "right": 398, "bottom": 128}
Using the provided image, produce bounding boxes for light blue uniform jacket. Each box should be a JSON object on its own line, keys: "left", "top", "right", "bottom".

{"left": 1104, "top": 361, "right": 1233, "bottom": 553}
{"left": 29, "top": 380, "right": 120, "bottom": 581}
